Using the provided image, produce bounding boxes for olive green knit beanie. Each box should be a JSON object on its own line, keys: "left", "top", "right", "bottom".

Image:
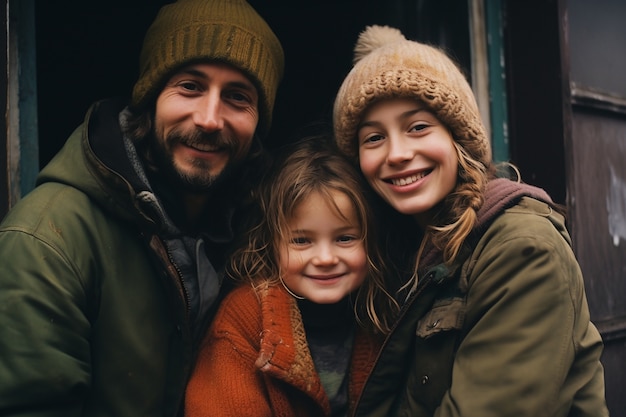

{"left": 131, "top": 0, "right": 284, "bottom": 137}
{"left": 333, "top": 25, "right": 491, "bottom": 164}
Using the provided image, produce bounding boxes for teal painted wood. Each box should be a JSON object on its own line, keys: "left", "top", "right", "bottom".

{"left": 485, "top": 0, "right": 510, "bottom": 163}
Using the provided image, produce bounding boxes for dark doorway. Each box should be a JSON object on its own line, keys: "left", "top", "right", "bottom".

{"left": 35, "top": 1, "right": 470, "bottom": 165}
{"left": 35, "top": 1, "right": 167, "bottom": 166}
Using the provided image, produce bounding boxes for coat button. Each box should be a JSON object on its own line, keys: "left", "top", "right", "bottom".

{"left": 427, "top": 319, "right": 441, "bottom": 329}
{"left": 421, "top": 375, "right": 429, "bottom": 385}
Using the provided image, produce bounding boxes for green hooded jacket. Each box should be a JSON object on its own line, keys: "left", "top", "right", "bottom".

{"left": 0, "top": 98, "right": 243, "bottom": 416}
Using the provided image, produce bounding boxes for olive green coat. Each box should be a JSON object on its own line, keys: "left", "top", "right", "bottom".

{"left": 0, "top": 99, "right": 238, "bottom": 416}
{"left": 353, "top": 180, "right": 608, "bottom": 417}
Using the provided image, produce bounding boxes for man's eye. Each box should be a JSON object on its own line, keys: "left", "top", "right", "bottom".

{"left": 227, "top": 91, "right": 252, "bottom": 104}
{"left": 179, "top": 81, "right": 199, "bottom": 91}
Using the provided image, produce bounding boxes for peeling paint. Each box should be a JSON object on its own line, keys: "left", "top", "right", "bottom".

{"left": 607, "top": 165, "right": 626, "bottom": 247}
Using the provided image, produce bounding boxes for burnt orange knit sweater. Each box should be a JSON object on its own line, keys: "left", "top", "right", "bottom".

{"left": 184, "top": 282, "right": 381, "bottom": 417}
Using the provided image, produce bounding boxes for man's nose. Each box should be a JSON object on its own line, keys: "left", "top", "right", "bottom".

{"left": 193, "top": 93, "right": 224, "bottom": 132}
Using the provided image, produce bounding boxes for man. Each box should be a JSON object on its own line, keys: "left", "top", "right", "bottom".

{"left": 0, "top": 0, "right": 284, "bottom": 415}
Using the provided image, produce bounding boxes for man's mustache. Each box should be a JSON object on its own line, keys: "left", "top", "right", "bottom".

{"left": 167, "top": 129, "right": 236, "bottom": 152}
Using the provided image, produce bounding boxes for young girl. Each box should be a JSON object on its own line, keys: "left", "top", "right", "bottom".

{"left": 185, "top": 134, "right": 397, "bottom": 417}
{"left": 332, "top": 25, "right": 608, "bottom": 416}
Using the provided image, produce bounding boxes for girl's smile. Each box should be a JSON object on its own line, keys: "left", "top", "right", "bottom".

{"left": 278, "top": 190, "right": 367, "bottom": 304}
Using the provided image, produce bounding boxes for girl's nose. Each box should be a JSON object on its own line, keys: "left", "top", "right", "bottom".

{"left": 312, "top": 244, "right": 339, "bottom": 266}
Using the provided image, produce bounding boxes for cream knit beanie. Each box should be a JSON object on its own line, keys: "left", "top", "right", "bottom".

{"left": 131, "top": 0, "right": 284, "bottom": 137}
{"left": 333, "top": 25, "right": 490, "bottom": 164}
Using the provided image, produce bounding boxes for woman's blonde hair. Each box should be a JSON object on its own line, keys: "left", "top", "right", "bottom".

{"left": 396, "top": 119, "right": 494, "bottom": 294}
{"left": 226, "top": 134, "right": 398, "bottom": 333}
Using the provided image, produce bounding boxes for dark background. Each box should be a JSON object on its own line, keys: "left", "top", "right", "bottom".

{"left": 34, "top": 0, "right": 469, "bottom": 164}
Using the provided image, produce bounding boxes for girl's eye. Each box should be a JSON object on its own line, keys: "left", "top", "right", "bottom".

{"left": 290, "top": 237, "right": 309, "bottom": 245}
{"left": 337, "top": 235, "right": 359, "bottom": 243}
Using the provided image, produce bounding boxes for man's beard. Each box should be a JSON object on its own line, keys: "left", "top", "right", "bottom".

{"left": 148, "top": 128, "right": 244, "bottom": 193}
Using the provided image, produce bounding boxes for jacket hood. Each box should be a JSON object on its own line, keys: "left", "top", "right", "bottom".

{"left": 419, "top": 177, "right": 558, "bottom": 274}
{"left": 36, "top": 98, "right": 239, "bottom": 241}
{"left": 478, "top": 178, "right": 553, "bottom": 222}
{"left": 36, "top": 99, "right": 147, "bottom": 227}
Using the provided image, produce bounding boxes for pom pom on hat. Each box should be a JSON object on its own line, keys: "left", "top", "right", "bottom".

{"left": 353, "top": 25, "right": 406, "bottom": 64}
{"left": 333, "top": 25, "right": 491, "bottom": 165}
{"left": 131, "top": 0, "right": 284, "bottom": 138}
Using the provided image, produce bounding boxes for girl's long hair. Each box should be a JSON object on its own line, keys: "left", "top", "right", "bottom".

{"left": 226, "top": 133, "right": 399, "bottom": 333}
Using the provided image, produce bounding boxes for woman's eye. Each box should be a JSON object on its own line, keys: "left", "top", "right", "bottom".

{"left": 362, "top": 133, "right": 384, "bottom": 145}
{"left": 410, "top": 123, "right": 429, "bottom": 133}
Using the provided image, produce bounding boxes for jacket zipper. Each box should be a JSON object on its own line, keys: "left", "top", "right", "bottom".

{"left": 148, "top": 235, "right": 191, "bottom": 318}
{"left": 166, "top": 247, "right": 192, "bottom": 318}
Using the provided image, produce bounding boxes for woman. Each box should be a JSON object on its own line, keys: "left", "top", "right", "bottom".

{"left": 332, "top": 25, "right": 608, "bottom": 417}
